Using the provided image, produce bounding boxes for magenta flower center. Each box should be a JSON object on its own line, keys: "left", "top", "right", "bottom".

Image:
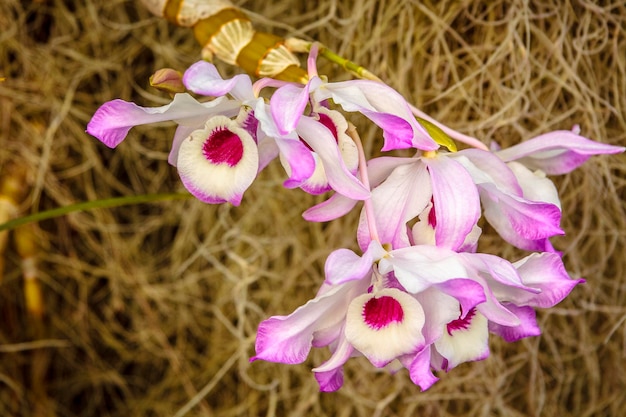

{"left": 428, "top": 198, "right": 437, "bottom": 227}
{"left": 203, "top": 127, "right": 244, "bottom": 166}
{"left": 318, "top": 113, "right": 339, "bottom": 140}
{"left": 299, "top": 113, "right": 339, "bottom": 152}
{"left": 362, "top": 295, "right": 404, "bottom": 330}
{"left": 446, "top": 307, "right": 476, "bottom": 335}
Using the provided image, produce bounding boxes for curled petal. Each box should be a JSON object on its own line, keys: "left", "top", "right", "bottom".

{"left": 480, "top": 182, "right": 563, "bottom": 250}
{"left": 325, "top": 240, "right": 385, "bottom": 286}
{"left": 488, "top": 303, "right": 541, "bottom": 342}
{"left": 461, "top": 252, "right": 540, "bottom": 294}
{"left": 507, "top": 161, "right": 561, "bottom": 208}
{"left": 302, "top": 156, "right": 416, "bottom": 223}
{"left": 257, "top": 136, "right": 280, "bottom": 172}
{"left": 176, "top": 115, "right": 258, "bottom": 205}
{"left": 432, "top": 279, "right": 487, "bottom": 319}
{"left": 183, "top": 60, "right": 254, "bottom": 101}
{"left": 169, "top": 125, "right": 199, "bottom": 166}
{"left": 315, "top": 80, "right": 438, "bottom": 151}
{"left": 298, "top": 117, "right": 369, "bottom": 200}
{"left": 512, "top": 252, "right": 584, "bottom": 308}
{"left": 312, "top": 330, "right": 353, "bottom": 392}
{"left": 271, "top": 82, "right": 311, "bottom": 135}
{"left": 495, "top": 130, "right": 625, "bottom": 175}
{"left": 87, "top": 93, "right": 240, "bottom": 148}
{"left": 454, "top": 150, "right": 523, "bottom": 196}
{"left": 303, "top": 193, "right": 358, "bottom": 222}
{"left": 314, "top": 365, "right": 346, "bottom": 393}
{"left": 275, "top": 137, "right": 316, "bottom": 188}
{"left": 401, "top": 346, "right": 439, "bottom": 391}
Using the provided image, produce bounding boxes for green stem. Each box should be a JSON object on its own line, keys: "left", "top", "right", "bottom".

{"left": 318, "top": 47, "right": 382, "bottom": 81}
{"left": 0, "top": 192, "right": 192, "bottom": 232}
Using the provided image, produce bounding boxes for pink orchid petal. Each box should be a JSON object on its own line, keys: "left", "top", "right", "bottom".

{"left": 461, "top": 252, "right": 540, "bottom": 294}
{"left": 488, "top": 303, "right": 541, "bottom": 342}
{"left": 474, "top": 283, "right": 523, "bottom": 327}
{"left": 87, "top": 93, "right": 239, "bottom": 148}
{"left": 314, "top": 366, "right": 346, "bottom": 393}
{"left": 297, "top": 154, "right": 333, "bottom": 195}
{"left": 513, "top": 253, "right": 584, "bottom": 308}
{"left": 360, "top": 111, "right": 415, "bottom": 150}
{"left": 415, "top": 288, "right": 460, "bottom": 345}
{"left": 454, "top": 149, "right": 523, "bottom": 196}
{"left": 325, "top": 240, "right": 385, "bottom": 286}
{"left": 401, "top": 346, "right": 439, "bottom": 391}
{"left": 252, "top": 286, "right": 345, "bottom": 364}
{"left": 302, "top": 156, "right": 417, "bottom": 223}
{"left": 183, "top": 60, "right": 254, "bottom": 101}
{"left": 357, "top": 161, "right": 432, "bottom": 250}
{"left": 495, "top": 130, "right": 625, "bottom": 175}
{"left": 313, "top": 340, "right": 353, "bottom": 375}
{"left": 274, "top": 137, "right": 316, "bottom": 188}
{"left": 271, "top": 82, "right": 311, "bottom": 135}
{"left": 257, "top": 136, "right": 280, "bottom": 172}
{"left": 367, "top": 156, "right": 418, "bottom": 186}
{"left": 507, "top": 161, "right": 560, "bottom": 208}
{"left": 379, "top": 245, "right": 469, "bottom": 294}
{"left": 423, "top": 155, "right": 481, "bottom": 251}
{"left": 316, "top": 80, "right": 438, "bottom": 151}
{"left": 432, "top": 279, "right": 487, "bottom": 318}
{"left": 480, "top": 182, "right": 563, "bottom": 247}
{"left": 302, "top": 193, "right": 358, "bottom": 222}
{"left": 297, "top": 117, "right": 370, "bottom": 200}
{"left": 252, "top": 279, "right": 368, "bottom": 364}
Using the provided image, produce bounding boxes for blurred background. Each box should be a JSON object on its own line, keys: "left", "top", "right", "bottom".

{"left": 0, "top": 0, "right": 624, "bottom": 415}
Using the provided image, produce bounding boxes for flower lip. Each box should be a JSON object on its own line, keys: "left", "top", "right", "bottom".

{"left": 177, "top": 115, "right": 258, "bottom": 205}
{"left": 345, "top": 288, "right": 425, "bottom": 367}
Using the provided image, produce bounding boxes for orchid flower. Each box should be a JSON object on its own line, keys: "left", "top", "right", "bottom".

{"left": 87, "top": 91, "right": 262, "bottom": 204}
{"left": 184, "top": 61, "right": 369, "bottom": 200}
{"left": 270, "top": 44, "right": 439, "bottom": 154}
{"left": 306, "top": 147, "right": 568, "bottom": 253}
{"left": 253, "top": 238, "right": 582, "bottom": 391}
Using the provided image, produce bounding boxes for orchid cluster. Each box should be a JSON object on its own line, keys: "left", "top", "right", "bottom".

{"left": 87, "top": 46, "right": 624, "bottom": 392}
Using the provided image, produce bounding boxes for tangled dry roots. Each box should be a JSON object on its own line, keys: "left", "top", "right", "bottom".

{"left": 1, "top": 0, "right": 625, "bottom": 416}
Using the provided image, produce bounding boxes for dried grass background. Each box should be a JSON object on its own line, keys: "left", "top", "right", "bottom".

{"left": 1, "top": 0, "right": 625, "bottom": 416}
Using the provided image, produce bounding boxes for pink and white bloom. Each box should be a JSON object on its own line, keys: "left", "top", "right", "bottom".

{"left": 306, "top": 147, "right": 568, "bottom": 253}
{"left": 252, "top": 239, "right": 581, "bottom": 391}
{"left": 87, "top": 92, "right": 261, "bottom": 204}
{"left": 270, "top": 44, "right": 439, "bottom": 153}
{"left": 185, "top": 60, "right": 369, "bottom": 200}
